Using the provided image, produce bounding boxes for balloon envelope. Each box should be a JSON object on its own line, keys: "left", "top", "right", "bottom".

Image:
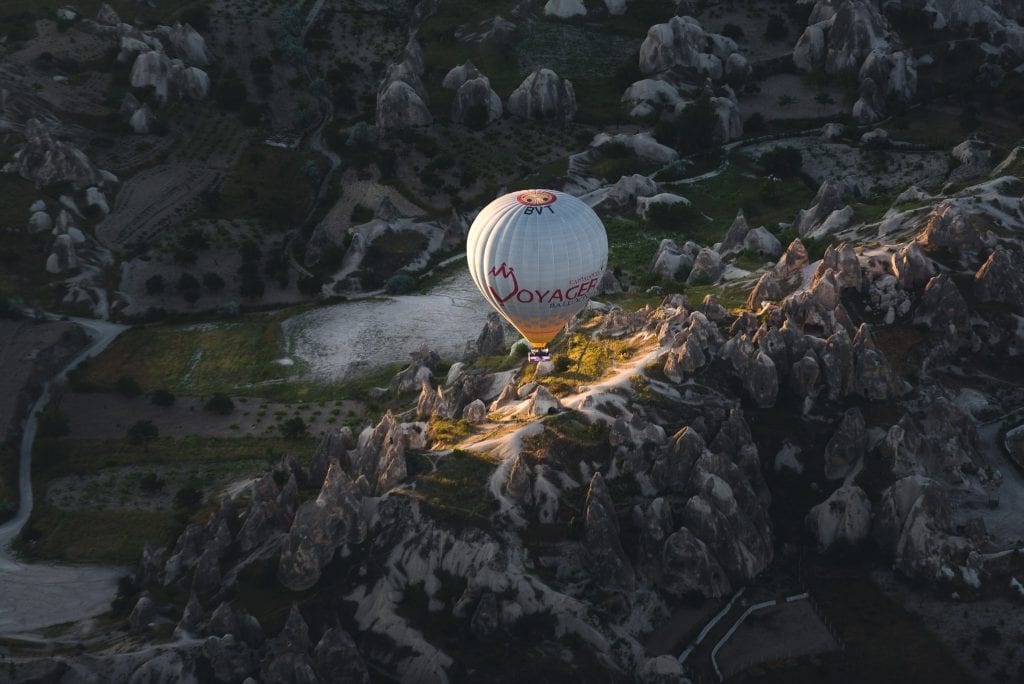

{"left": 467, "top": 189, "right": 608, "bottom": 347}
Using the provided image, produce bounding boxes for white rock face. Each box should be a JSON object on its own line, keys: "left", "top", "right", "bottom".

{"left": 163, "top": 23, "right": 211, "bottom": 66}
{"left": 636, "top": 192, "right": 689, "bottom": 218}
{"left": 639, "top": 16, "right": 736, "bottom": 78}
{"left": 129, "top": 105, "right": 153, "bottom": 133}
{"left": 28, "top": 211, "right": 52, "bottom": 233}
{"left": 85, "top": 187, "right": 109, "bottom": 215}
{"left": 451, "top": 77, "right": 503, "bottom": 125}
{"left": 621, "top": 79, "right": 681, "bottom": 118}
{"left": 376, "top": 80, "right": 433, "bottom": 129}
{"left": 793, "top": 19, "right": 832, "bottom": 71}
{"left": 543, "top": 0, "right": 586, "bottom": 18}
{"left": 711, "top": 96, "right": 743, "bottom": 141}
{"left": 130, "top": 51, "right": 172, "bottom": 100}
{"left": 442, "top": 60, "right": 481, "bottom": 90}
{"left": 178, "top": 67, "right": 210, "bottom": 99}
{"left": 604, "top": 0, "right": 628, "bottom": 16}
{"left": 825, "top": 0, "right": 890, "bottom": 73}
{"left": 650, "top": 238, "right": 699, "bottom": 279}
{"left": 805, "top": 205, "right": 856, "bottom": 240}
{"left": 744, "top": 226, "right": 783, "bottom": 257}
{"left": 606, "top": 174, "right": 658, "bottom": 207}
{"left": 806, "top": 485, "right": 872, "bottom": 549}
{"left": 508, "top": 68, "right": 576, "bottom": 121}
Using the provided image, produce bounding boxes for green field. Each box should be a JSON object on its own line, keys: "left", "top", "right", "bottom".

{"left": 17, "top": 434, "right": 314, "bottom": 564}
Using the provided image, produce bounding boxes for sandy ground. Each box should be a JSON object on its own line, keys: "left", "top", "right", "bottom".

{"left": 717, "top": 598, "right": 840, "bottom": 679}
{"left": 283, "top": 268, "right": 493, "bottom": 379}
{"left": 738, "top": 74, "right": 848, "bottom": 121}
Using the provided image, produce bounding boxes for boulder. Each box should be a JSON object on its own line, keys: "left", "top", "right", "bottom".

{"left": 452, "top": 76, "right": 503, "bottom": 125}
{"left": 130, "top": 51, "right": 173, "bottom": 101}
{"left": 743, "top": 226, "right": 783, "bottom": 257}
{"left": 639, "top": 16, "right": 735, "bottom": 78}
{"left": 95, "top": 3, "right": 120, "bottom": 25}
{"left": 822, "top": 122, "right": 845, "bottom": 141}
{"left": 636, "top": 192, "right": 689, "bottom": 219}
{"left": 165, "top": 23, "right": 212, "bottom": 66}
{"left": 85, "top": 186, "right": 109, "bottom": 215}
{"left": 128, "top": 594, "right": 156, "bottom": 633}
{"left": 376, "top": 80, "right": 433, "bottom": 129}
{"left": 686, "top": 247, "right": 723, "bottom": 285}
{"left": 793, "top": 19, "right": 831, "bottom": 71}
{"left": 650, "top": 238, "right": 698, "bottom": 279}
{"left": 651, "top": 427, "right": 706, "bottom": 494}
{"left": 621, "top": 79, "right": 682, "bottom": 117}
{"left": 806, "top": 485, "right": 872, "bottom": 549}
{"left": 543, "top": 0, "right": 586, "bottom": 18}
{"left": 793, "top": 179, "right": 847, "bottom": 238}
{"left": 746, "top": 271, "right": 782, "bottom": 310}
{"left": 28, "top": 211, "right": 52, "bottom": 233}
{"left": 805, "top": 205, "right": 856, "bottom": 240}
{"left": 860, "top": 127, "right": 890, "bottom": 147}
{"left": 46, "top": 234, "right": 78, "bottom": 273}
{"left": 507, "top": 68, "right": 577, "bottom": 121}
{"left": 475, "top": 312, "right": 506, "bottom": 356}
{"left": 710, "top": 95, "right": 743, "bottom": 141}
{"left": 177, "top": 66, "right": 210, "bottom": 99}
{"left": 462, "top": 399, "right": 487, "bottom": 422}
{"left": 823, "top": 408, "right": 867, "bottom": 480}
{"left": 775, "top": 239, "right": 809, "bottom": 280}
{"left": 442, "top": 60, "right": 481, "bottom": 89}
{"left": 606, "top": 173, "right": 658, "bottom": 207}
{"left": 919, "top": 203, "right": 993, "bottom": 254}
{"left": 129, "top": 105, "right": 153, "bottom": 133}
{"left": 528, "top": 386, "right": 562, "bottom": 416}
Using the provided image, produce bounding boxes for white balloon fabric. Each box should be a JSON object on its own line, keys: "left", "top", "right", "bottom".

{"left": 467, "top": 189, "right": 608, "bottom": 347}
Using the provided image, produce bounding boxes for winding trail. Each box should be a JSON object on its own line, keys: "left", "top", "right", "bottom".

{"left": 0, "top": 316, "right": 127, "bottom": 634}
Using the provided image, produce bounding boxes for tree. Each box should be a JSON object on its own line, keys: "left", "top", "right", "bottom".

{"left": 178, "top": 272, "right": 201, "bottom": 303}
{"left": 653, "top": 96, "right": 719, "bottom": 154}
{"left": 814, "top": 91, "right": 836, "bottom": 113}
{"left": 145, "top": 274, "right": 165, "bottom": 295}
{"left": 204, "top": 394, "right": 235, "bottom": 415}
{"left": 385, "top": 274, "right": 417, "bottom": 294}
{"left": 280, "top": 416, "right": 307, "bottom": 440}
{"left": 721, "top": 23, "right": 744, "bottom": 41}
{"left": 127, "top": 420, "right": 159, "bottom": 447}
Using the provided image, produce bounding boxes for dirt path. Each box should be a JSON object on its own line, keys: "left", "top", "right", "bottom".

{"left": 0, "top": 316, "right": 127, "bottom": 635}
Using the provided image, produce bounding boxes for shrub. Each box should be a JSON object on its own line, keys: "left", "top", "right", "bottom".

{"left": 145, "top": 275, "right": 165, "bottom": 295}
{"left": 38, "top": 406, "right": 70, "bottom": 438}
{"left": 759, "top": 146, "right": 803, "bottom": 177}
{"left": 653, "top": 96, "right": 719, "bottom": 153}
{"left": 204, "top": 394, "right": 235, "bottom": 415}
{"left": 721, "top": 23, "right": 744, "bottom": 41}
{"left": 151, "top": 389, "right": 175, "bottom": 406}
{"left": 553, "top": 355, "right": 572, "bottom": 373}
{"left": 139, "top": 472, "right": 165, "bottom": 492}
{"left": 745, "top": 112, "right": 767, "bottom": 134}
{"left": 127, "top": 420, "right": 159, "bottom": 446}
{"left": 385, "top": 273, "right": 417, "bottom": 294}
{"left": 297, "top": 274, "right": 324, "bottom": 296}
{"left": 350, "top": 203, "right": 373, "bottom": 224}
{"left": 115, "top": 375, "right": 142, "bottom": 397}
{"left": 174, "top": 486, "right": 202, "bottom": 510}
{"left": 280, "top": 416, "right": 307, "bottom": 439}
{"left": 765, "top": 14, "right": 788, "bottom": 42}
{"left": 202, "top": 272, "right": 225, "bottom": 291}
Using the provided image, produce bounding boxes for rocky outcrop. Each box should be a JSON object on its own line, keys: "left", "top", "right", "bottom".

{"left": 442, "top": 60, "right": 481, "bottom": 89}
{"left": 507, "top": 68, "right": 577, "bottom": 121}
{"left": 914, "top": 274, "right": 971, "bottom": 340}
{"left": 639, "top": 16, "right": 739, "bottom": 79}
{"left": 823, "top": 408, "right": 867, "bottom": 480}
{"left": 890, "top": 241, "right": 933, "bottom": 290}
{"left": 16, "top": 119, "right": 102, "bottom": 190}
{"left": 583, "top": 473, "right": 634, "bottom": 589}
{"left": 806, "top": 485, "right": 872, "bottom": 549}
{"left": 377, "top": 80, "right": 432, "bottom": 129}
{"left": 717, "top": 210, "right": 749, "bottom": 258}
{"left": 747, "top": 271, "right": 783, "bottom": 310}
{"left": 163, "top": 23, "right": 212, "bottom": 66}
{"left": 130, "top": 50, "right": 209, "bottom": 101}
{"left": 793, "top": 179, "right": 848, "bottom": 238}
{"left": 974, "top": 248, "right": 1024, "bottom": 313}
{"left": 277, "top": 464, "right": 367, "bottom": 591}
{"left": 659, "top": 526, "right": 730, "bottom": 598}
{"left": 775, "top": 239, "right": 809, "bottom": 280}
{"left": 919, "top": 203, "right": 994, "bottom": 255}
{"left": 636, "top": 192, "right": 689, "bottom": 219}
{"left": 606, "top": 174, "right": 658, "bottom": 208}
{"left": 744, "top": 226, "right": 783, "bottom": 258}
{"left": 650, "top": 238, "right": 699, "bottom": 279}
{"left": 452, "top": 76, "right": 502, "bottom": 125}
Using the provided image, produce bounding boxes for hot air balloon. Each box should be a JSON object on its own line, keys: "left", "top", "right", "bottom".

{"left": 467, "top": 189, "right": 608, "bottom": 362}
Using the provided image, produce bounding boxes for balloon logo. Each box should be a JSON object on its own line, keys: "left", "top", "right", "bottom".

{"left": 467, "top": 189, "right": 608, "bottom": 349}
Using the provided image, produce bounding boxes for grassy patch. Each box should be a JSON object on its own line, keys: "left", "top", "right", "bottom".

{"left": 34, "top": 435, "right": 311, "bottom": 478}
{"left": 526, "top": 333, "right": 637, "bottom": 396}
{"left": 14, "top": 507, "right": 180, "bottom": 564}
{"left": 72, "top": 314, "right": 292, "bottom": 396}
{"left": 683, "top": 283, "right": 753, "bottom": 311}
{"left": 411, "top": 449, "right": 496, "bottom": 526}
{"left": 428, "top": 418, "right": 475, "bottom": 447}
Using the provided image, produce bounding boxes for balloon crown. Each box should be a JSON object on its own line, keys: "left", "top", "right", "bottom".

{"left": 515, "top": 190, "right": 556, "bottom": 206}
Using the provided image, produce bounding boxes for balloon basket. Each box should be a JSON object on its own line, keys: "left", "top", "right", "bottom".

{"left": 527, "top": 347, "right": 551, "bottom": 363}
